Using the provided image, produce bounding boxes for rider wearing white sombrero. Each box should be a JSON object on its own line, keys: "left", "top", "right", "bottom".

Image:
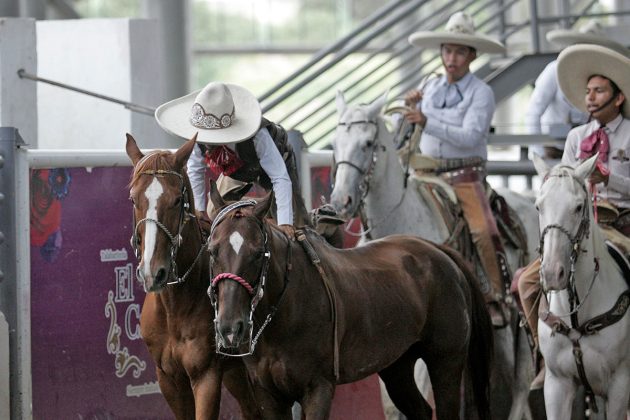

{"left": 518, "top": 43, "right": 630, "bottom": 390}
{"left": 525, "top": 21, "right": 630, "bottom": 160}
{"left": 155, "top": 81, "right": 308, "bottom": 239}
{"left": 404, "top": 11, "right": 510, "bottom": 327}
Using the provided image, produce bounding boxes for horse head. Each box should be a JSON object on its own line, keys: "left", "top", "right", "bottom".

{"left": 533, "top": 153, "right": 599, "bottom": 291}
{"left": 208, "top": 189, "right": 275, "bottom": 354}
{"left": 330, "top": 90, "right": 389, "bottom": 219}
{"left": 126, "top": 133, "right": 197, "bottom": 292}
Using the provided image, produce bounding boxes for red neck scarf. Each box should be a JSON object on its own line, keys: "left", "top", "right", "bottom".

{"left": 205, "top": 145, "right": 244, "bottom": 176}
{"left": 579, "top": 126, "right": 609, "bottom": 163}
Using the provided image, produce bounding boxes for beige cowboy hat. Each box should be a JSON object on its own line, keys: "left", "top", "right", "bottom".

{"left": 556, "top": 44, "right": 630, "bottom": 118}
{"left": 547, "top": 21, "right": 630, "bottom": 57}
{"left": 408, "top": 11, "right": 505, "bottom": 54}
{"left": 155, "top": 81, "right": 261, "bottom": 144}
{"left": 206, "top": 174, "right": 253, "bottom": 215}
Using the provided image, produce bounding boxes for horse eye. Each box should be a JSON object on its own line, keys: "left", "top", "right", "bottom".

{"left": 576, "top": 204, "right": 583, "bottom": 214}
{"left": 173, "top": 196, "right": 181, "bottom": 207}
{"left": 365, "top": 140, "right": 374, "bottom": 148}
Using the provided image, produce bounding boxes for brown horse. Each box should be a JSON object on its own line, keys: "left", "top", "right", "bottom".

{"left": 208, "top": 188, "right": 493, "bottom": 420}
{"left": 125, "top": 134, "right": 260, "bottom": 420}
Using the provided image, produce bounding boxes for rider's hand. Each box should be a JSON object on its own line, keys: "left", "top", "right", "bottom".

{"left": 404, "top": 89, "right": 423, "bottom": 106}
{"left": 590, "top": 164, "right": 609, "bottom": 185}
{"left": 278, "top": 224, "right": 296, "bottom": 240}
{"left": 403, "top": 109, "right": 427, "bottom": 128}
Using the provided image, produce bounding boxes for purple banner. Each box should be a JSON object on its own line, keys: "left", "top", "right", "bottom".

{"left": 30, "top": 166, "right": 175, "bottom": 419}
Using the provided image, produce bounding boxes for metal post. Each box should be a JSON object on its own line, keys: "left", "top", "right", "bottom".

{"left": 529, "top": 0, "right": 540, "bottom": 53}
{"left": 142, "top": 0, "right": 189, "bottom": 100}
{"left": 0, "top": 127, "right": 31, "bottom": 419}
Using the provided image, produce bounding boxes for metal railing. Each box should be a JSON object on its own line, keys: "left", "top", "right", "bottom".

{"left": 258, "top": 0, "right": 613, "bottom": 149}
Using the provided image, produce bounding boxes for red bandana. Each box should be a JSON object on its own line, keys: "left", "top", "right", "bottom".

{"left": 205, "top": 145, "right": 244, "bottom": 176}
{"left": 579, "top": 127, "right": 609, "bottom": 164}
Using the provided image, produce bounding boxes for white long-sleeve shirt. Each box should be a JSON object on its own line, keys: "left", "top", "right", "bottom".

{"left": 187, "top": 127, "right": 294, "bottom": 225}
{"left": 562, "top": 113, "right": 630, "bottom": 209}
{"left": 420, "top": 72, "right": 495, "bottom": 160}
{"left": 525, "top": 60, "right": 588, "bottom": 155}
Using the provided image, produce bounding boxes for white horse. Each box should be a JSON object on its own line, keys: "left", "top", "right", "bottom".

{"left": 330, "top": 91, "right": 538, "bottom": 420}
{"left": 532, "top": 154, "right": 630, "bottom": 420}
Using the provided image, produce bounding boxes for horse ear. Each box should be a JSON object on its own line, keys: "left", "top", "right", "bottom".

{"left": 574, "top": 153, "right": 599, "bottom": 182}
{"left": 254, "top": 192, "right": 274, "bottom": 221}
{"left": 209, "top": 178, "right": 226, "bottom": 214}
{"left": 335, "top": 90, "right": 347, "bottom": 115}
{"left": 531, "top": 153, "right": 550, "bottom": 179}
{"left": 125, "top": 133, "right": 144, "bottom": 165}
{"left": 174, "top": 133, "right": 198, "bottom": 170}
{"left": 367, "top": 90, "right": 388, "bottom": 119}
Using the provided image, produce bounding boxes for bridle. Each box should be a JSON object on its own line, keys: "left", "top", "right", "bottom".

{"left": 538, "top": 171, "right": 599, "bottom": 317}
{"left": 207, "top": 200, "right": 291, "bottom": 357}
{"left": 333, "top": 117, "right": 407, "bottom": 236}
{"left": 333, "top": 119, "right": 382, "bottom": 204}
{"left": 131, "top": 160, "right": 206, "bottom": 286}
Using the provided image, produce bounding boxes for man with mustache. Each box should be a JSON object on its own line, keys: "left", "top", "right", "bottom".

{"left": 518, "top": 43, "right": 630, "bottom": 390}
{"left": 404, "top": 11, "right": 510, "bottom": 327}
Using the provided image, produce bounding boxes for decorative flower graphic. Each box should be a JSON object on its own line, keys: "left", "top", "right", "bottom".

{"left": 30, "top": 168, "right": 72, "bottom": 262}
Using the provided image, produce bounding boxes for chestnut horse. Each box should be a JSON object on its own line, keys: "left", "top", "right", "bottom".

{"left": 125, "top": 134, "right": 260, "bottom": 420}
{"left": 207, "top": 189, "right": 493, "bottom": 420}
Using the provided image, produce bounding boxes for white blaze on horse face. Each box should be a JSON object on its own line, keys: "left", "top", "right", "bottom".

{"left": 229, "top": 231, "right": 244, "bottom": 255}
{"left": 141, "top": 178, "right": 164, "bottom": 277}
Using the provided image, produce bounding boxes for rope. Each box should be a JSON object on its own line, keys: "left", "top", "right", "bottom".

{"left": 212, "top": 273, "right": 255, "bottom": 296}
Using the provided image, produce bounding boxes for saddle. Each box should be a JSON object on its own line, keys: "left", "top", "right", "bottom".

{"left": 409, "top": 171, "right": 530, "bottom": 268}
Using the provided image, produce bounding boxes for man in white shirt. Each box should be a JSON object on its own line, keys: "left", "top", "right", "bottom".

{"left": 525, "top": 21, "right": 629, "bottom": 159}
{"left": 155, "top": 81, "right": 308, "bottom": 238}
{"left": 404, "top": 11, "right": 511, "bottom": 326}
{"left": 518, "top": 44, "right": 630, "bottom": 390}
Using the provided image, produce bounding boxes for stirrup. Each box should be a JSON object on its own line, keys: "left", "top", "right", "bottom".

{"left": 487, "top": 301, "right": 510, "bottom": 329}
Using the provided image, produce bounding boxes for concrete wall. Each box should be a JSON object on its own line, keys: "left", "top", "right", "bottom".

{"left": 37, "top": 18, "right": 176, "bottom": 149}
{"left": 0, "top": 18, "right": 37, "bottom": 146}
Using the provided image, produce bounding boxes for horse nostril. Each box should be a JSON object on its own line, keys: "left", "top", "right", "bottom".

{"left": 155, "top": 267, "right": 167, "bottom": 285}
{"left": 558, "top": 266, "right": 565, "bottom": 281}
{"left": 344, "top": 196, "right": 353, "bottom": 208}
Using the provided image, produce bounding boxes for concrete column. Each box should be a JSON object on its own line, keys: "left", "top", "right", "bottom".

{"left": 0, "top": 0, "right": 19, "bottom": 16}
{"left": 0, "top": 18, "right": 37, "bottom": 147}
{"left": 37, "top": 19, "right": 175, "bottom": 149}
{"left": 19, "top": 0, "right": 46, "bottom": 19}
{"left": 141, "top": 0, "right": 189, "bottom": 100}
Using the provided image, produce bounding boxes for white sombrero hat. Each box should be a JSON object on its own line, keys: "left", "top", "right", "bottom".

{"left": 557, "top": 44, "right": 630, "bottom": 118}
{"left": 155, "top": 82, "right": 261, "bottom": 144}
{"left": 408, "top": 11, "right": 505, "bottom": 54}
{"left": 547, "top": 21, "right": 630, "bottom": 57}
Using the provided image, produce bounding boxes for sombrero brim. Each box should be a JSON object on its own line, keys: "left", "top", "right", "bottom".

{"left": 557, "top": 44, "right": 630, "bottom": 119}
{"left": 408, "top": 32, "right": 506, "bottom": 54}
{"left": 155, "top": 83, "right": 261, "bottom": 144}
{"left": 546, "top": 29, "right": 630, "bottom": 57}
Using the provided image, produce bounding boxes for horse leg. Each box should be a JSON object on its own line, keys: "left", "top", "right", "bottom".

{"left": 378, "top": 353, "right": 433, "bottom": 420}
{"left": 425, "top": 353, "right": 466, "bottom": 420}
{"left": 300, "top": 379, "right": 335, "bottom": 420}
{"left": 543, "top": 374, "right": 575, "bottom": 420}
{"left": 606, "top": 369, "right": 630, "bottom": 420}
{"left": 156, "top": 368, "right": 195, "bottom": 420}
{"left": 508, "top": 322, "right": 535, "bottom": 420}
{"left": 222, "top": 363, "right": 262, "bottom": 419}
{"left": 490, "top": 325, "right": 516, "bottom": 419}
{"left": 191, "top": 368, "right": 223, "bottom": 420}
